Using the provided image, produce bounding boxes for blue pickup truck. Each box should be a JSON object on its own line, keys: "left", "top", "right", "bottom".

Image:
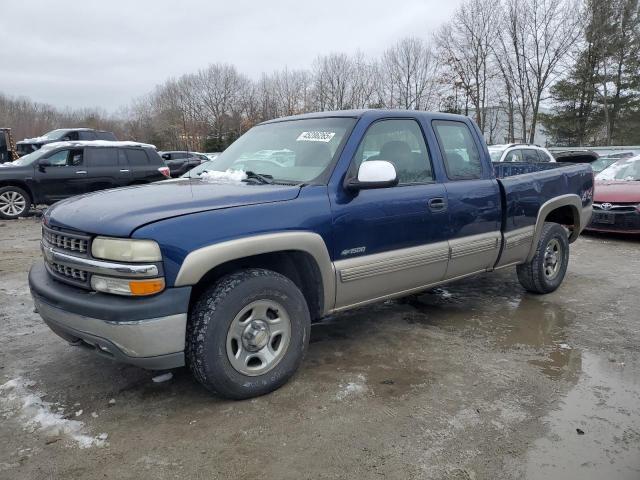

{"left": 29, "top": 110, "right": 593, "bottom": 399}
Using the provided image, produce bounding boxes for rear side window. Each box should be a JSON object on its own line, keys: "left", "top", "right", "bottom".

{"left": 86, "top": 147, "right": 117, "bottom": 167}
{"left": 125, "top": 148, "right": 150, "bottom": 166}
{"left": 95, "top": 131, "right": 117, "bottom": 140}
{"left": 522, "top": 149, "right": 539, "bottom": 163}
{"left": 432, "top": 120, "right": 482, "bottom": 180}
{"left": 145, "top": 149, "right": 164, "bottom": 165}
{"left": 504, "top": 149, "right": 522, "bottom": 162}
{"left": 78, "top": 131, "right": 97, "bottom": 140}
{"left": 536, "top": 150, "right": 552, "bottom": 162}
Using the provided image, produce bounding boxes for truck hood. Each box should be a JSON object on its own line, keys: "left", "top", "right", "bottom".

{"left": 594, "top": 181, "right": 640, "bottom": 203}
{"left": 45, "top": 179, "right": 301, "bottom": 237}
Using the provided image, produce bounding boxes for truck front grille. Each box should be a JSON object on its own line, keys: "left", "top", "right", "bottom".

{"left": 50, "top": 262, "right": 88, "bottom": 282}
{"left": 42, "top": 226, "right": 89, "bottom": 254}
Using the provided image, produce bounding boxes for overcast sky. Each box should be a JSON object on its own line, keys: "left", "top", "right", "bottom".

{"left": 0, "top": 0, "right": 462, "bottom": 112}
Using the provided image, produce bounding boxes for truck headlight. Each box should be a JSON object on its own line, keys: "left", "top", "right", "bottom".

{"left": 91, "top": 237, "right": 162, "bottom": 262}
{"left": 91, "top": 275, "right": 165, "bottom": 296}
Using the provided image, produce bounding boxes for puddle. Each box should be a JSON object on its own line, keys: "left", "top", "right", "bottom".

{"left": 406, "top": 278, "right": 580, "bottom": 380}
{"left": 525, "top": 352, "right": 640, "bottom": 479}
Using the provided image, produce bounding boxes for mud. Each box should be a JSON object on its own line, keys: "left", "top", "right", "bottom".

{"left": 1, "top": 218, "right": 639, "bottom": 479}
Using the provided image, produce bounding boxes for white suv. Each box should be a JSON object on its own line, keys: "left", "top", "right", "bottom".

{"left": 488, "top": 144, "right": 556, "bottom": 163}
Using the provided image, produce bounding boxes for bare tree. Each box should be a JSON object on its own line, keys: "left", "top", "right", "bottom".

{"left": 436, "top": 0, "right": 501, "bottom": 133}
{"left": 382, "top": 37, "right": 439, "bottom": 110}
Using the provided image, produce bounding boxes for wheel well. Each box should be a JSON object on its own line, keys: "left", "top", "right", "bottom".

{"left": 190, "top": 250, "right": 325, "bottom": 321}
{"left": 0, "top": 180, "right": 34, "bottom": 204}
{"left": 544, "top": 205, "right": 579, "bottom": 239}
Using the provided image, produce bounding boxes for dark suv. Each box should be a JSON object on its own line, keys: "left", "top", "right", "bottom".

{"left": 16, "top": 128, "right": 118, "bottom": 156}
{"left": 159, "top": 151, "right": 208, "bottom": 176}
{"left": 0, "top": 141, "right": 169, "bottom": 219}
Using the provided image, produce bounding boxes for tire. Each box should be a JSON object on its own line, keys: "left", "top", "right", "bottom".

{"left": 0, "top": 186, "right": 31, "bottom": 220}
{"left": 517, "top": 222, "right": 569, "bottom": 294}
{"left": 186, "top": 268, "right": 311, "bottom": 399}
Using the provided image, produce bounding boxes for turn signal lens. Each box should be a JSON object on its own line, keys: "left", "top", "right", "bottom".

{"left": 91, "top": 275, "right": 165, "bottom": 296}
{"left": 129, "top": 278, "right": 165, "bottom": 296}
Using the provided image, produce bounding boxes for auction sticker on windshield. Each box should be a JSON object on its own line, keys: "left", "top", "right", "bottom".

{"left": 297, "top": 131, "right": 336, "bottom": 142}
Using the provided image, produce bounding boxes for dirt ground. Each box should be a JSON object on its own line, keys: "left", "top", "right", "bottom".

{"left": 0, "top": 217, "right": 638, "bottom": 480}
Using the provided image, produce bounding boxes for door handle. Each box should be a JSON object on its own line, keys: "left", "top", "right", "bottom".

{"left": 119, "top": 169, "right": 130, "bottom": 173}
{"left": 428, "top": 197, "right": 447, "bottom": 212}
{"left": 75, "top": 170, "right": 87, "bottom": 175}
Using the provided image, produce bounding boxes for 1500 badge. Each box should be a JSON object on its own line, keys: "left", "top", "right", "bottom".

{"left": 341, "top": 246, "right": 366, "bottom": 256}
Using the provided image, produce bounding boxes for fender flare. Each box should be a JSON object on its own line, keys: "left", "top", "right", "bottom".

{"left": 527, "top": 194, "right": 591, "bottom": 262}
{"left": 174, "top": 231, "right": 336, "bottom": 314}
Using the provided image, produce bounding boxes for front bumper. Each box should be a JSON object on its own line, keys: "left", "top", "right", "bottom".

{"left": 29, "top": 260, "right": 191, "bottom": 369}
{"left": 585, "top": 208, "right": 640, "bottom": 234}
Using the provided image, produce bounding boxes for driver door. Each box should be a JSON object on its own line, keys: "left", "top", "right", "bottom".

{"left": 35, "top": 148, "right": 87, "bottom": 202}
{"left": 330, "top": 118, "right": 450, "bottom": 309}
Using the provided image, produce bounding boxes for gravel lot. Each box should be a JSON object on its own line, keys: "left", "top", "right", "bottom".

{"left": 1, "top": 217, "right": 639, "bottom": 479}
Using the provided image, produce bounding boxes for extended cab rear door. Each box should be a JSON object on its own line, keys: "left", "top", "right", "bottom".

{"left": 431, "top": 120, "right": 502, "bottom": 279}
{"left": 331, "top": 117, "right": 450, "bottom": 310}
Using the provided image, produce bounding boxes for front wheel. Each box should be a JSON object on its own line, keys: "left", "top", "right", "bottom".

{"left": 517, "top": 222, "right": 569, "bottom": 294}
{"left": 186, "top": 269, "right": 310, "bottom": 399}
{"left": 0, "top": 186, "right": 31, "bottom": 220}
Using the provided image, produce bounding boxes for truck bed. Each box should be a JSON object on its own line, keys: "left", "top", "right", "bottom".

{"left": 495, "top": 162, "right": 593, "bottom": 235}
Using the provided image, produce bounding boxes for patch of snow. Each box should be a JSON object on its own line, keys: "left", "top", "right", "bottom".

{"left": 151, "top": 372, "right": 173, "bottom": 383}
{"left": 108, "top": 398, "right": 116, "bottom": 406}
{"left": 0, "top": 378, "right": 107, "bottom": 448}
{"left": 336, "top": 374, "right": 368, "bottom": 400}
{"left": 559, "top": 343, "right": 571, "bottom": 350}
{"left": 91, "top": 412, "right": 98, "bottom": 418}
{"left": 199, "top": 169, "right": 247, "bottom": 184}
{"left": 75, "top": 409, "right": 83, "bottom": 417}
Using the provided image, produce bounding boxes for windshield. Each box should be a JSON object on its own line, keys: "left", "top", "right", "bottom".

{"left": 596, "top": 156, "right": 640, "bottom": 181}
{"left": 182, "top": 158, "right": 224, "bottom": 178}
{"left": 40, "top": 129, "right": 69, "bottom": 141}
{"left": 7, "top": 148, "right": 50, "bottom": 166}
{"left": 488, "top": 147, "right": 505, "bottom": 162}
{"left": 591, "top": 158, "right": 618, "bottom": 173}
{"left": 197, "top": 118, "right": 356, "bottom": 184}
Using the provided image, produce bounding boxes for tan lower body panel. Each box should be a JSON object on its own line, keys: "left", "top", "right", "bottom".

{"left": 445, "top": 231, "right": 501, "bottom": 279}
{"left": 495, "top": 226, "right": 535, "bottom": 268}
{"left": 334, "top": 241, "right": 449, "bottom": 310}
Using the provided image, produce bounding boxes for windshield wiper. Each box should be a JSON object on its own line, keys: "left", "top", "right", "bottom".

{"left": 243, "top": 171, "right": 274, "bottom": 184}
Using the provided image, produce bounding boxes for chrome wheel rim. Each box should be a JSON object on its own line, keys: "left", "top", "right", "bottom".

{"left": 0, "top": 191, "right": 27, "bottom": 217}
{"left": 226, "top": 300, "right": 291, "bottom": 376}
{"left": 543, "top": 238, "right": 562, "bottom": 280}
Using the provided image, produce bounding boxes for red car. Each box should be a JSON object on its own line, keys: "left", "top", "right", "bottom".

{"left": 587, "top": 156, "right": 640, "bottom": 234}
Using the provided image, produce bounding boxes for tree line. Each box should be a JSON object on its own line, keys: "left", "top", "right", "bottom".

{"left": 1, "top": 0, "right": 638, "bottom": 151}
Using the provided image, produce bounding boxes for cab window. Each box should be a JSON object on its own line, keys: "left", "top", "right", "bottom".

{"left": 432, "top": 120, "right": 482, "bottom": 180}
{"left": 353, "top": 119, "right": 433, "bottom": 184}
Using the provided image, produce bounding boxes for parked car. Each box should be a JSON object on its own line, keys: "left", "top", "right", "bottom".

{"left": 28, "top": 110, "right": 593, "bottom": 399}
{"left": 16, "top": 128, "right": 117, "bottom": 156}
{"left": 585, "top": 155, "right": 640, "bottom": 234}
{"left": 488, "top": 144, "right": 555, "bottom": 163}
{"left": 0, "top": 141, "right": 169, "bottom": 219}
{"left": 590, "top": 157, "right": 619, "bottom": 174}
{"left": 159, "top": 151, "right": 208, "bottom": 176}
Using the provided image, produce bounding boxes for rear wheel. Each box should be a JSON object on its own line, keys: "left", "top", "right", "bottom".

{"left": 186, "top": 269, "right": 310, "bottom": 399}
{"left": 0, "top": 186, "right": 31, "bottom": 220}
{"left": 517, "top": 222, "right": 569, "bottom": 294}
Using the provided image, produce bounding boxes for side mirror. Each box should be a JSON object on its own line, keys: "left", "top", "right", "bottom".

{"left": 38, "top": 160, "right": 51, "bottom": 171}
{"left": 346, "top": 160, "right": 398, "bottom": 190}
{"left": 161, "top": 154, "right": 170, "bottom": 160}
